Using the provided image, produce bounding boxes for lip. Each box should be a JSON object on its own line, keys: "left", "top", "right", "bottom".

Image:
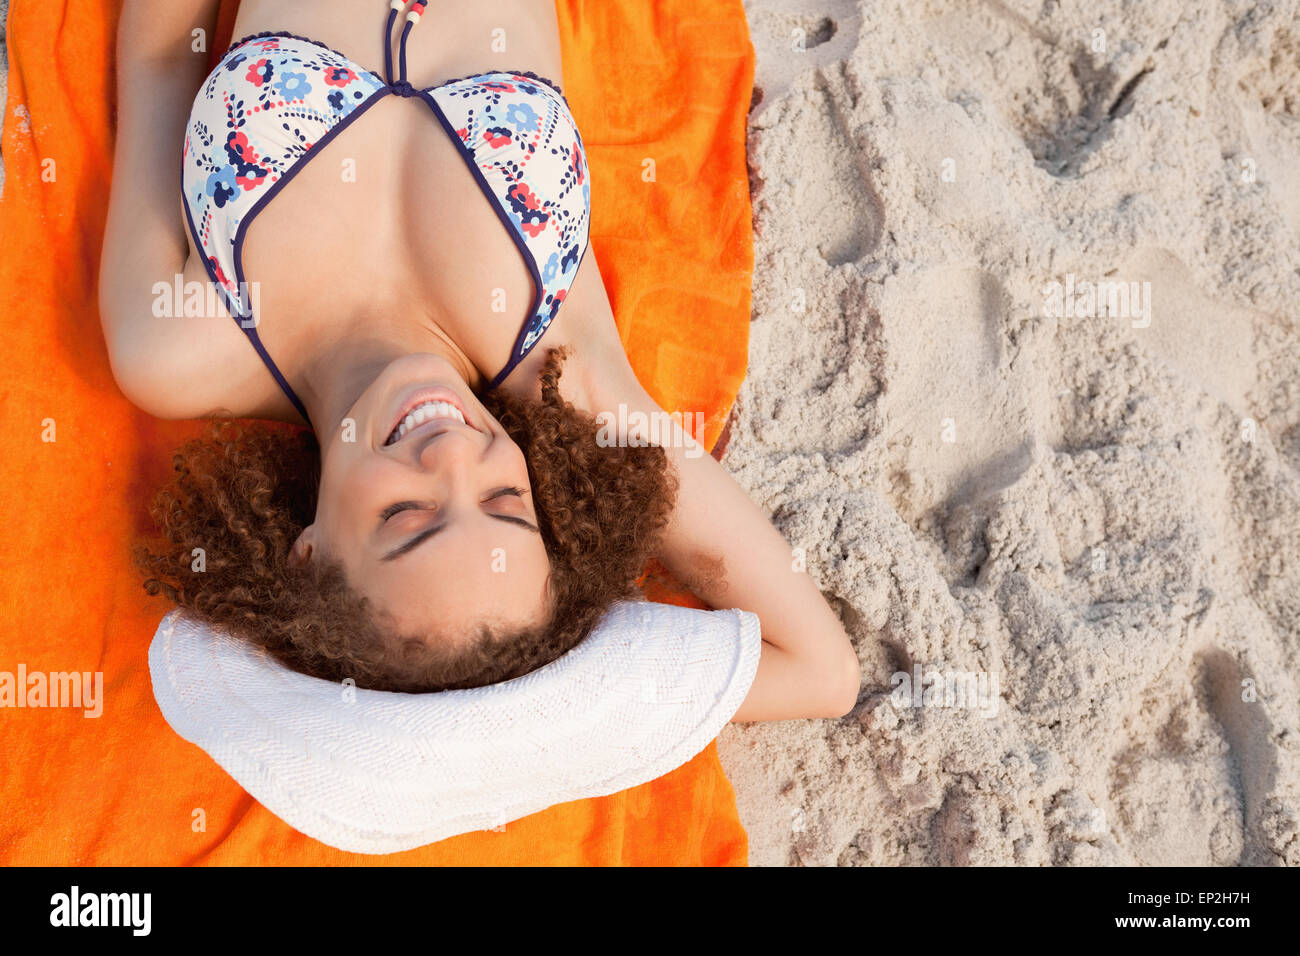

{"left": 383, "top": 385, "right": 477, "bottom": 447}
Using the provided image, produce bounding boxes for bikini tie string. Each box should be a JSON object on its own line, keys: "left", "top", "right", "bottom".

{"left": 384, "top": 0, "right": 429, "bottom": 88}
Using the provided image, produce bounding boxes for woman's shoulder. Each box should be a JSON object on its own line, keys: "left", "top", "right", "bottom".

{"left": 101, "top": 253, "right": 301, "bottom": 422}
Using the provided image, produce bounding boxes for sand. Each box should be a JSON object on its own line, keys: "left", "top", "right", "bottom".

{"left": 718, "top": 0, "right": 1300, "bottom": 864}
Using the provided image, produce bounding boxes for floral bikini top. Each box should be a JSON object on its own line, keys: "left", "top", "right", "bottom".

{"left": 182, "top": 0, "right": 591, "bottom": 425}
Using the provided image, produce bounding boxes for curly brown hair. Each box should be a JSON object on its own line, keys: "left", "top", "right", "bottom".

{"left": 137, "top": 349, "right": 678, "bottom": 692}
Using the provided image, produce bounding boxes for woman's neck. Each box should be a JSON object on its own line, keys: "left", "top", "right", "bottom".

{"left": 293, "top": 310, "right": 481, "bottom": 437}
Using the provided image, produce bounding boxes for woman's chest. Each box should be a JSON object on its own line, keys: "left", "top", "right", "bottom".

{"left": 236, "top": 94, "right": 542, "bottom": 366}
{"left": 180, "top": 0, "right": 611, "bottom": 415}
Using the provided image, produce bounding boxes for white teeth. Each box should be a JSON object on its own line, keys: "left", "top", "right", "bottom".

{"left": 388, "top": 400, "right": 466, "bottom": 444}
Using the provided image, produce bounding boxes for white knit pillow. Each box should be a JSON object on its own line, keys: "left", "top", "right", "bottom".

{"left": 148, "top": 599, "right": 761, "bottom": 854}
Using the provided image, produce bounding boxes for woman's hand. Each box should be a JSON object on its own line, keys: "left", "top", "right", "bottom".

{"left": 579, "top": 341, "right": 861, "bottom": 723}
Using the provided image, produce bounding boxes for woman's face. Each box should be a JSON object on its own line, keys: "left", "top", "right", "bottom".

{"left": 292, "top": 354, "right": 551, "bottom": 645}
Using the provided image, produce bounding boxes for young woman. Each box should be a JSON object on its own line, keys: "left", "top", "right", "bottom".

{"left": 99, "top": 0, "right": 859, "bottom": 720}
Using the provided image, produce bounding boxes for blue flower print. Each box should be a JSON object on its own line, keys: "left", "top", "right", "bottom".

{"left": 521, "top": 315, "right": 550, "bottom": 353}
{"left": 506, "top": 102, "right": 537, "bottom": 132}
{"left": 560, "top": 242, "right": 580, "bottom": 276}
{"left": 328, "top": 90, "right": 345, "bottom": 111}
{"left": 225, "top": 52, "right": 247, "bottom": 73}
{"left": 274, "top": 71, "right": 312, "bottom": 101}
{"left": 206, "top": 167, "right": 238, "bottom": 208}
{"left": 542, "top": 252, "right": 559, "bottom": 284}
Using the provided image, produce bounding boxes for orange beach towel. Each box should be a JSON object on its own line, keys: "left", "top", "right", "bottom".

{"left": 0, "top": 0, "right": 754, "bottom": 865}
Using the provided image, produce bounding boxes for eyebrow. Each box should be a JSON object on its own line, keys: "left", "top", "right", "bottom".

{"left": 381, "top": 513, "right": 540, "bottom": 562}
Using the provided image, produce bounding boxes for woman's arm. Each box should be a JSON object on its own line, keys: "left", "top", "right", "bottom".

{"left": 98, "top": 0, "right": 242, "bottom": 417}
{"left": 580, "top": 337, "right": 862, "bottom": 722}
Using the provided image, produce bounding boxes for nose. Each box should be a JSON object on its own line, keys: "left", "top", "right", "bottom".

{"left": 414, "top": 424, "right": 485, "bottom": 474}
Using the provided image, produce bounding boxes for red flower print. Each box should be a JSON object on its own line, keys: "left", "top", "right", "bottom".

{"left": 483, "top": 126, "right": 513, "bottom": 148}
{"left": 456, "top": 126, "right": 468, "bottom": 142}
{"left": 507, "top": 183, "right": 549, "bottom": 237}
{"left": 225, "top": 130, "right": 259, "bottom": 165}
{"left": 509, "top": 182, "right": 541, "bottom": 210}
{"left": 483, "top": 81, "right": 517, "bottom": 93}
{"left": 208, "top": 255, "right": 234, "bottom": 292}
{"left": 247, "top": 58, "right": 274, "bottom": 87}
{"left": 324, "top": 66, "right": 356, "bottom": 87}
{"left": 236, "top": 166, "right": 269, "bottom": 191}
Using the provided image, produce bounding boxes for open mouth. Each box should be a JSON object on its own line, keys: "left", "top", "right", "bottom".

{"left": 384, "top": 389, "right": 475, "bottom": 446}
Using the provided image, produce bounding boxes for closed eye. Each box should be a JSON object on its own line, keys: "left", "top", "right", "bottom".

{"left": 378, "top": 486, "right": 539, "bottom": 562}
{"left": 380, "top": 500, "right": 427, "bottom": 522}
{"left": 379, "top": 487, "right": 527, "bottom": 523}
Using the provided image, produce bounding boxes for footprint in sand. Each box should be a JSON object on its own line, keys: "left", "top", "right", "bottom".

{"left": 1195, "top": 648, "right": 1288, "bottom": 865}
{"left": 1235, "top": 27, "right": 1300, "bottom": 236}
{"left": 749, "top": 62, "right": 884, "bottom": 268}
{"left": 1107, "top": 648, "right": 1290, "bottom": 866}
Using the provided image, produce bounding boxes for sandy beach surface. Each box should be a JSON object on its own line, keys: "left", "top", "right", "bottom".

{"left": 720, "top": 0, "right": 1300, "bottom": 864}
{"left": 2, "top": 1, "right": 1296, "bottom": 865}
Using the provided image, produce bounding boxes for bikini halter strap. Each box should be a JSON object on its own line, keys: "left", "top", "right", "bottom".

{"left": 384, "top": 0, "right": 429, "bottom": 92}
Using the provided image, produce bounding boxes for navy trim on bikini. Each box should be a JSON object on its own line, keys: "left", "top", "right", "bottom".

{"left": 181, "top": 189, "right": 313, "bottom": 423}
{"left": 224, "top": 90, "right": 395, "bottom": 426}
{"left": 488, "top": 238, "right": 591, "bottom": 389}
{"left": 433, "top": 68, "right": 566, "bottom": 100}
{"left": 225, "top": 31, "right": 336, "bottom": 58}
{"left": 383, "top": 10, "right": 398, "bottom": 89}
{"left": 419, "top": 91, "right": 552, "bottom": 390}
